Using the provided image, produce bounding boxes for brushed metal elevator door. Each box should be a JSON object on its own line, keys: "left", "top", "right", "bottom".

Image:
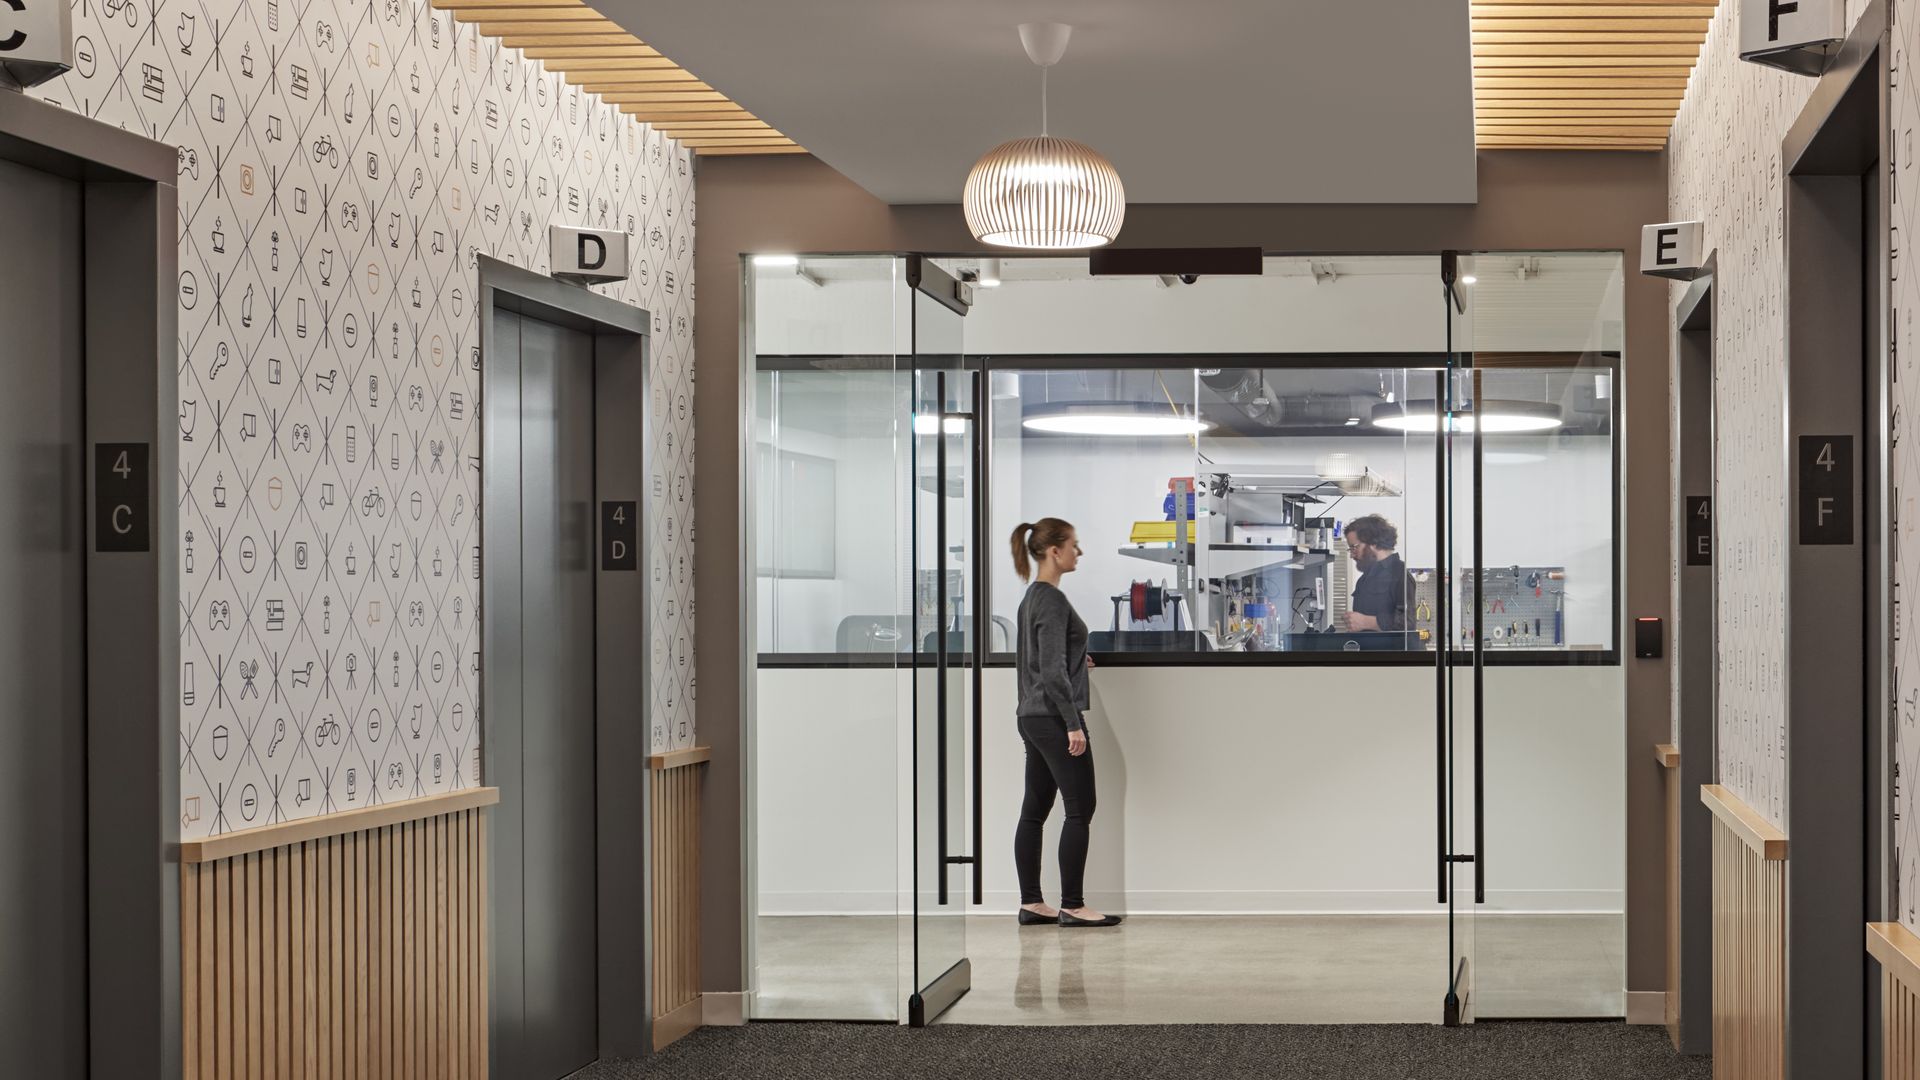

{"left": 500, "top": 309, "right": 600, "bottom": 1077}
{"left": 0, "top": 158, "right": 87, "bottom": 1076}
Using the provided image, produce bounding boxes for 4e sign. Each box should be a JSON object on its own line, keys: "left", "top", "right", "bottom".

{"left": 1797, "top": 435, "right": 1852, "bottom": 545}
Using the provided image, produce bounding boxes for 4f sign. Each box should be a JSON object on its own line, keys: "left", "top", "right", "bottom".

{"left": 550, "top": 225, "right": 630, "bottom": 285}
{"left": 0, "top": 0, "right": 74, "bottom": 89}
{"left": 1740, "top": 0, "right": 1844, "bottom": 75}
{"left": 1639, "top": 221, "right": 1706, "bottom": 280}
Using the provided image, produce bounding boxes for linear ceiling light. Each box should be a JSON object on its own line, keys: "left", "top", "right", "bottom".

{"left": 964, "top": 24, "right": 1126, "bottom": 250}
{"left": 1022, "top": 402, "right": 1211, "bottom": 437}
{"left": 1370, "top": 400, "right": 1563, "bottom": 434}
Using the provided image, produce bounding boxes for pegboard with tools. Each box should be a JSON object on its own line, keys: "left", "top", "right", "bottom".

{"left": 1408, "top": 565, "right": 1569, "bottom": 648}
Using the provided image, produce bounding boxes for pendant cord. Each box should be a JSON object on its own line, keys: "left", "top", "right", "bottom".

{"left": 1041, "top": 65, "right": 1049, "bottom": 136}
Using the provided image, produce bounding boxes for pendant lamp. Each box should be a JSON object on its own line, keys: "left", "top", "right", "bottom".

{"left": 964, "top": 23, "right": 1126, "bottom": 250}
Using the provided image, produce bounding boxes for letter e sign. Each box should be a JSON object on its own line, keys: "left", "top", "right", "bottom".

{"left": 1639, "top": 221, "right": 1705, "bottom": 279}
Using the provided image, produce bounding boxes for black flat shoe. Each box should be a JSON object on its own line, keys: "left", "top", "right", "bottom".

{"left": 1017, "top": 908, "right": 1056, "bottom": 926}
{"left": 1058, "top": 910, "right": 1122, "bottom": 928}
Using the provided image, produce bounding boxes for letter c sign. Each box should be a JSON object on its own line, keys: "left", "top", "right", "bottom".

{"left": 2, "top": 0, "right": 29, "bottom": 52}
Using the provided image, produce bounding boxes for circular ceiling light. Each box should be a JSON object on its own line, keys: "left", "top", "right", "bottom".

{"left": 1370, "top": 400, "right": 1563, "bottom": 433}
{"left": 1022, "top": 402, "right": 1212, "bottom": 437}
{"left": 964, "top": 24, "right": 1126, "bottom": 250}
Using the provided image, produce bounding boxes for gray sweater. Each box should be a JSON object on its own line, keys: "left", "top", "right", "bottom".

{"left": 1015, "top": 581, "right": 1090, "bottom": 731}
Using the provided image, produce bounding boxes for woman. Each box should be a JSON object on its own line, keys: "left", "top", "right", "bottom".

{"left": 1009, "top": 518, "right": 1120, "bottom": 928}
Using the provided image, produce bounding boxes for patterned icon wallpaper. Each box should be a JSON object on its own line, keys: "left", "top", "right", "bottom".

{"left": 26, "top": 0, "right": 698, "bottom": 839}
{"left": 1892, "top": 0, "right": 1920, "bottom": 930}
{"left": 1666, "top": 0, "right": 1870, "bottom": 834}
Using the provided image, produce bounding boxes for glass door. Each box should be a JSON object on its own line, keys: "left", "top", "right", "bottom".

{"left": 1450, "top": 252, "right": 1628, "bottom": 1019}
{"left": 747, "top": 254, "right": 910, "bottom": 1021}
{"left": 907, "top": 256, "right": 979, "bottom": 1026}
{"left": 1440, "top": 256, "right": 1478, "bottom": 1025}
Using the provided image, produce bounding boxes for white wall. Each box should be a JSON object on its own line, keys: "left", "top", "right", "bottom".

{"left": 752, "top": 255, "right": 1623, "bottom": 359}
{"left": 755, "top": 664, "right": 1625, "bottom": 915}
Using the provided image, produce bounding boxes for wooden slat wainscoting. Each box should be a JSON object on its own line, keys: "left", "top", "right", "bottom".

{"left": 1657, "top": 743, "right": 1681, "bottom": 1041}
{"left": 650, "top": 746, "right": 711, "bottom": 1050}
{"left": 1701, "top": 784, "right": 1788, "bottom": 1080}
{"left": 179, "top": 788, "right": 500, "bottom": 1079}
{"left": 1869, "top": 923, "right": 1920, "bottom": 1079}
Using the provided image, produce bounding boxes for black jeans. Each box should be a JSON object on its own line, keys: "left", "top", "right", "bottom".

{"left": 1013, "top": 714, "right": 1097, "bottom": 910}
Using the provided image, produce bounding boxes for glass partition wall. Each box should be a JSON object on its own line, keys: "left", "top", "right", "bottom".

{"left": 749, "top": 252, "right": 1626, "bottom": 1026}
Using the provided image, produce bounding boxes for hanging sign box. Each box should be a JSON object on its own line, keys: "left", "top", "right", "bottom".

{"left": 0, "top": 0, "right": 74, "bottom": 89}
{"left": 1739, "top": 0, "right": 1845, "bottom": 75}
{"left": 549, "top": 225, "right": 630, "bottom": 285}
{"left": 1639, "top": 221, "right": 1706, "bottom": 280}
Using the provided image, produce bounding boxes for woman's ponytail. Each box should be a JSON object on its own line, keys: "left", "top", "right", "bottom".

{"left": 1010, "top": 518, "right": 1075, "bottom": 583}
{"left": 1010, "top": 523, "right": 1036, "bottom": 583}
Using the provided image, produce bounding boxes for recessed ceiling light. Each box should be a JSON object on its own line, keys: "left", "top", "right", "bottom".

{"left": 1344, "top": 417, "right": 1361, "bottom": 426}
{"left": 1022, "top": 402, "right": 1212, "bottom": 437}
{"left": 1460, "top": 274, "right": 1478, "bottom": 285}
{"left": 912, "top": 415, "right": 970, "bottom": 436}
{"left": 1371, "top": 399, "right": 1563, "bottom": 433}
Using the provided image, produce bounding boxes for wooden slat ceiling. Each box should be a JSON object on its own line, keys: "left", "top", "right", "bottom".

{"left": 430, "top": 0, "right": 804, "bottom": 155}
{"left": 1471, "top": 0, "right": 1717, "bottom": 151}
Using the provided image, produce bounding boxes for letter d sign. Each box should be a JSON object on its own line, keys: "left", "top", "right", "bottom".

{"left": 0, "top": 0, "right": 75, "bottom": 89}
{"left": 578, "top": 233, "right": 606, "bottom": 271}
{"left": 550, "top": 225, "right": 629, "bottom": 285}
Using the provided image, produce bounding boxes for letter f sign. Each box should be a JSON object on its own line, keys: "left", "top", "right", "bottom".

{"left": 1771, "top": 0, "right": 1799, "bottom": 41}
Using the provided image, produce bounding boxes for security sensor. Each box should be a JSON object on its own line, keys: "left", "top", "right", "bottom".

{"left": 1178, "top": 274, "right": 1199, "bottom": 285}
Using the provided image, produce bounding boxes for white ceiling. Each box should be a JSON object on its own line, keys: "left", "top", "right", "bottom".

{"left": 594, "top": 0, "right": 1479, "bottom": 205}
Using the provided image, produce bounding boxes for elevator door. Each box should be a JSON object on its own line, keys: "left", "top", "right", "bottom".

{"left": 0, "top": 158, "right": 87, "bottom": 1075}
{"left": 497, "top": 308, "right": 600, "bottom": 1078}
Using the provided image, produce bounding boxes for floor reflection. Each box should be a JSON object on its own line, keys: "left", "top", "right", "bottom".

{"left": 754, "top": 913, "right": 1625, "bottom": 1026}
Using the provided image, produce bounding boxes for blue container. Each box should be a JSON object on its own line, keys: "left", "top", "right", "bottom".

{"left": 1163, "top": 491, "right": 1198, "bottom": 521}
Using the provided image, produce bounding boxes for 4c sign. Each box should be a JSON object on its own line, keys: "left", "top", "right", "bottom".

{"left": 0, "top": 0, "right": 73, "bottom": 89}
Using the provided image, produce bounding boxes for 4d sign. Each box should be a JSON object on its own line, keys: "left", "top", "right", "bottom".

{"left": 0, "top": 0, "right": 73, "bottom": 89}
{"left": 1639, "top": 221, "right": 1706, "bottom": 280}
{"left": 1739, "top": 0, "right": 1844, "bottom": 75}
{"left": 549, "top": 225, "right": 630, "bottom": 285}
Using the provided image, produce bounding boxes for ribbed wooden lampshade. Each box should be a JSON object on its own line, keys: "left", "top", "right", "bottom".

{"left": 962, "top": 136, "right": 1125, "bottom": 250}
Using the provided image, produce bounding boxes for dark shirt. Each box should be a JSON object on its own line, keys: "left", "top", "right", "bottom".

{"left": 1351, "top": 552, "right": 1413, "bottom": 632}
{"left": 1015, "top": 581, "right": 1090, "bottom": 731}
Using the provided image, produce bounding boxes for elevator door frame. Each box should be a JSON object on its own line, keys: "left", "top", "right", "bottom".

{"left": 0, "top": 91, "right": 181, "bottom": 1078}
{"left": 1671, "top": 261, "right": 1715, "bottom": 1055}
{"left": 479, "top": 256, "right": 654, "bottom": 1074}
{"left": 1777, "top": 3, "right": 1887, "bottom": 1074}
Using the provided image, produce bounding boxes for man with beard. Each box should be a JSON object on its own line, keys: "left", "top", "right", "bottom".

{"left": 1343, "top": 514, "right": 1414, "bottom": 633}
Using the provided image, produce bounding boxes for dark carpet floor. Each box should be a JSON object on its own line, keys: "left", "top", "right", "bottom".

{"left": 573, "top": 1022, "right": 1711, "bottom": 1080}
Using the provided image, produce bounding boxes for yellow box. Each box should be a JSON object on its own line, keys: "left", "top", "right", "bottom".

{"left": 1129, "top": 521, "right": 1198, "bottom": 545}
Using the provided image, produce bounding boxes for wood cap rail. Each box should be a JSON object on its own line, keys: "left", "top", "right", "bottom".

{"left": 1700, "top": 784, "right": 1788, "bottom": 861}
{"left": 1654, "top": 743, "right": 1680, "bottom": 768}
{"left": 180, "top": 787, "right": 501, "bottom": 863}
{"left": 649, "top": 745, "right": 712, "bottom": 771}
{"left": 1868, "top": 923, "right": 1920, "bottom": 989}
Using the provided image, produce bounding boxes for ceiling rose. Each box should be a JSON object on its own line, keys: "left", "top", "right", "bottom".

{"left": 963, "top": 23, "right": 1126, "bottom": 250}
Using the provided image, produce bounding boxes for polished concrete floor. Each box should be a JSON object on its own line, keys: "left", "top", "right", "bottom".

{"left": 755, "top": 914, "right": 1625, "bottom": 1025}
